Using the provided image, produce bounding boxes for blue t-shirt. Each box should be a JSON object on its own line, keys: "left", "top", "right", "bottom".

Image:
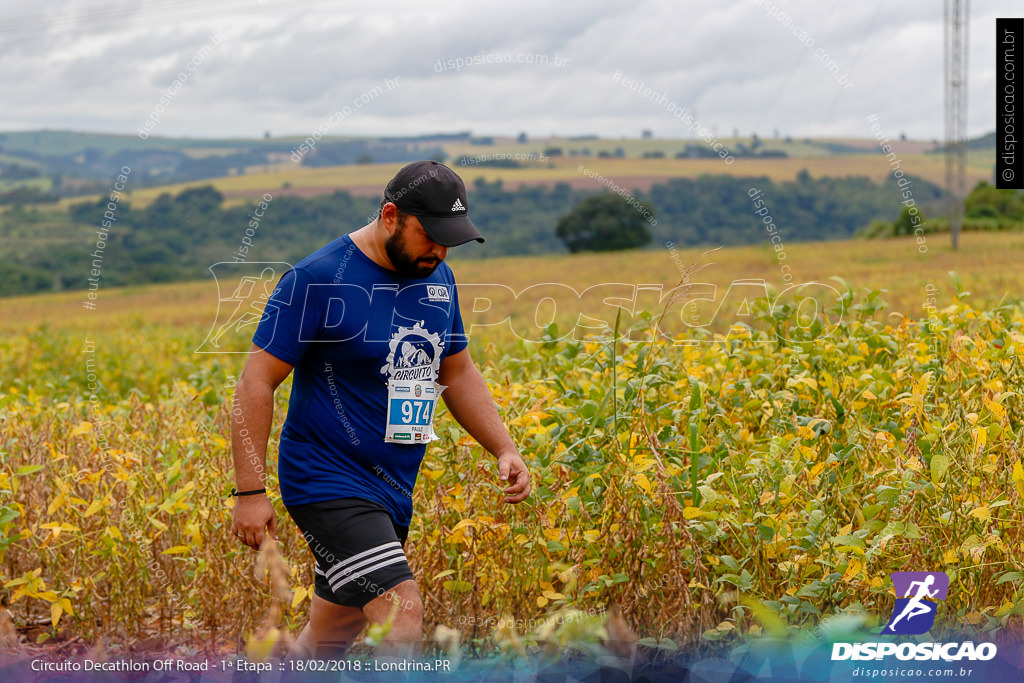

{"left": 252, "top": 234, "right": 468, "bottom": 526}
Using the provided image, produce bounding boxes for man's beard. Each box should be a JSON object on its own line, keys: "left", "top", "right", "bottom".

{"left": 385, "top": 219, "right": 441, "bottom": 278}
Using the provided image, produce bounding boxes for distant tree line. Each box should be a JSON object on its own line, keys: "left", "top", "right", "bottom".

{"left": 0, "top": 139, "right": 452, "bottom": 197}
{"left": 0, "top": 186, "right": 58, "bottom": 205}
{"left": 0, "top": 163, "right": 43, "bottom": 180}
{"left": 299, "top": 140, "right": 447, "bottom": 167}
{"left": 2, "top": 172, "right": 949, "bottom": 297}
{"left": 645, "top": 171, "right": 944, "bottom": 246}
{"left": 859, "top": 182, "right": 1023, "bottom": 238}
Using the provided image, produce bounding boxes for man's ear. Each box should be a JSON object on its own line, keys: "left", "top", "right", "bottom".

{"left": 379, "top": 202, "right": 400, "bottom": 235}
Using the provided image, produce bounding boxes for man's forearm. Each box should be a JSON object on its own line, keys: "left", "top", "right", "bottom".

{"left": 231, "top": 375, "right": 275, "bottom": 490}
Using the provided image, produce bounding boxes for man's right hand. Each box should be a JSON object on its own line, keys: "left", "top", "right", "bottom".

{"left": 232, "top": 494, "right": 278, "bottom": 550}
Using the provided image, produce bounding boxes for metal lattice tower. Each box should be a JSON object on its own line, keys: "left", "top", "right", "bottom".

{"left": 944, "top": 0, "right": 969, "bottom": 249}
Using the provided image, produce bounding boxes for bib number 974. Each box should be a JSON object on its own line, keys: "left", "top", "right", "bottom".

{"left": 394, "top": 399, "right": 433, "bottom": 426}
{"left": 384, "top": 380, "right": 446, "bottom": 443}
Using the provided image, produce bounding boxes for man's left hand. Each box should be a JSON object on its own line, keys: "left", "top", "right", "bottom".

{"left": 496, "top": 451, "right": 531, "bottom": 504}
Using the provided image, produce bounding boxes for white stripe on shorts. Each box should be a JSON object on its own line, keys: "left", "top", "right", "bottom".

{"left": 327, "top": 547, "right": 408, "bottom": 589}
{"left": 330, "top": 554, "right": 410, "bottom": 591}
{"left": 324, "top": 541, "right": 402, "bottom": 582}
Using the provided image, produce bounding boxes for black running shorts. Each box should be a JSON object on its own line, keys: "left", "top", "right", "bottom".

{"left": 285, "top": 497, "right": 414, "bottom": 608}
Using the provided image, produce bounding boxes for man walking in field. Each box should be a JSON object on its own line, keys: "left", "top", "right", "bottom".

{"left": 229, "top": 161, "right": 531, "bottom": 658}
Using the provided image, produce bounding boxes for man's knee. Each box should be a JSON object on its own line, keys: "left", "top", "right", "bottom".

{"left": 387, "top": 583, "right": 422, "bottom": 623}
{"left": 367, "top": 580, "right": 422, "bottom": 628}
{"left": 393, "top": 591, "right": 422, "bottom": 625}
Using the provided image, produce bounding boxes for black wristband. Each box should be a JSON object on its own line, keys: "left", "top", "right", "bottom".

{"left": 230, "top": 487, "right": 266, "bottom": 497}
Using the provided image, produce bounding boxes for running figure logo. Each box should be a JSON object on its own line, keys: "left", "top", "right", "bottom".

{"left": 881, "top": 571, "right": 949, "bottom": 635}
{"left": 196, "top": 262, "right": 289, "bottom": 353}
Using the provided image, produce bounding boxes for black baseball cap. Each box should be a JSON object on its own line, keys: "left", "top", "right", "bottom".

{"left": 383, "top": 160, "right": 484, "bottom": 247}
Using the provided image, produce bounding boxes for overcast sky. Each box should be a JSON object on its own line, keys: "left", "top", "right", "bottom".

{"left": 0, "top": 0, "right": 1015, "bottom": 141}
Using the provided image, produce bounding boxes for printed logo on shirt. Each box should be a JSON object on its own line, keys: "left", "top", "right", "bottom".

{"left": 426, "top": 284, "right": 451, "bottom": 302}
{"left": 380, "top": 322, "right": 444, "bottom": 383}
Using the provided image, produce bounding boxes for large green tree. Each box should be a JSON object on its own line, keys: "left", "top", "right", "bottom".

{"left": 555, "top": 192, "right": 654, "bottom": 253}
{"left": 965, "top": 181, "right": 1024, "bottom": 220}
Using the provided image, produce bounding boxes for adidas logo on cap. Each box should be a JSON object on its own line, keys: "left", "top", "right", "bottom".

{"left": 451, "top": 198, "right": 465, "bottom": 212}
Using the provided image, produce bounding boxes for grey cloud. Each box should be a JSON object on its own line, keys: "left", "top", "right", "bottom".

{"left": 0, "top": 0, "right": 1016, "bottom": 139}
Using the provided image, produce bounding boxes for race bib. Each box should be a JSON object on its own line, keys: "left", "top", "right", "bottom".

{"left": 384, "top": 380, "right": 446, "bottom": 444}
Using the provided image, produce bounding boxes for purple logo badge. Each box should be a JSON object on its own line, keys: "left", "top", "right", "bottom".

{"left": 881, "top": 572, "right": 949, "bottom": 635}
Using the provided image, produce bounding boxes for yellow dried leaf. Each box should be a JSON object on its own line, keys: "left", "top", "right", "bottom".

{"left": 1012, "top": 460, "right": 1024, "bottom": 497}
{"left": 245, "top": 627, "right": 281, "bottom": 662}
{"left": 83, "top": 499, "right": 104, "bottom": 518}
{"left": 451, "top": 518, "right": 477, "bottom": 533}
{"left": 969, "top": 506, "right": 991, "bottom": 522}
{"left": 973, "top": 427, "right": 987, "bottom": 453}
{"left": 984, "top": 398, "right": 1006, "bottom": 423}
{"left": 40, "top": 522, "right": 79, "bottom": 539}
{"left": 51, "top": 602, "right": 63, "bottom": 629}
{"left": 915, "top": 372, "right": 932, "bottom": 397}
{"left": 46, "top": 495, "right": 65, "bottom": 516}
{"left": 422, "top": 467, "right": 446, "bottom": 481}
{"left": 291, "top": 585, "right": 307, "bottom": 610}
{"left": 69, "top": 422, "right": 93, "bottom": 437}
{"left": 843, "top": 557, "right": 862, "bottom": 582}
{"left": 162, "top": 545, "right": 190, "bottom": 555}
